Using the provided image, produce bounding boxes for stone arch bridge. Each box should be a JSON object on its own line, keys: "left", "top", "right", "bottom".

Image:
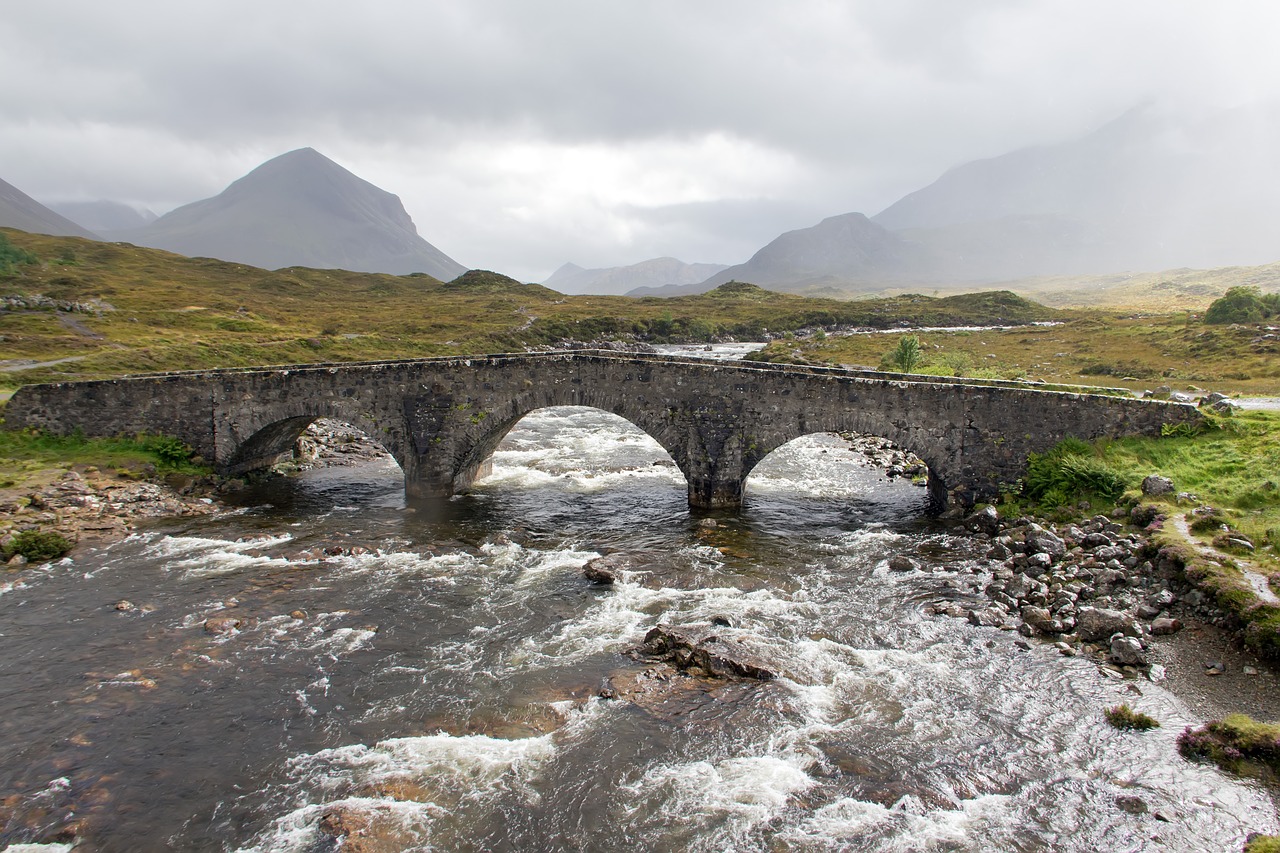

{"left": 5, "top": 351, "right": 1199, "bottom": 511}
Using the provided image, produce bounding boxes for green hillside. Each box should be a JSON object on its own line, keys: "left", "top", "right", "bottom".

{"left": 0, "top": 229, "right": 1059, "bottom": 388}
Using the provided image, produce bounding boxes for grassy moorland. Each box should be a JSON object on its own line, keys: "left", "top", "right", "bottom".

{"left": 752, "top": 314, "right": 1280, "bottom": 396}
{"left": 0, "top": 229, "right": 1056, "bottom": 389}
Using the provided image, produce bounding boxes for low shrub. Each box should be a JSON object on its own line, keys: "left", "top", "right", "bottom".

{"left": 4, "top": 530, "right": 73, "bottom": 563}
{"left": 1104, "top": 704, "right": 1160, "bottom": 731}
{"left": 1024, "top": 438, "right": 1128, "bottom": 507}
{"left": 1177, "top": 713, "right": 1280, "bottom": 776}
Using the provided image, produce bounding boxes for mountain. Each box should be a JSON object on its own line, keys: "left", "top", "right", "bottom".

{"left": 0, "top": 177, "right": 98, "bottom": 239}
{"left": 50, "top": 200, "right": 156, "bottom": 233}
{"left": 543, "top": 257, "right": 728, "bottom": 295}
{"left": 122, "top": 148, "right": 467, "bottom": 279}
{"left": 698, "top": 213, "right": 932, "bottom": 292}
{"left": 874, "top": 104, "right": 1280, "bottom": 273}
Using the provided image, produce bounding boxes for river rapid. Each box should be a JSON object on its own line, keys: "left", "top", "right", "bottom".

{"left": 1, "top": 404, "right": 1277, "bottom": 851}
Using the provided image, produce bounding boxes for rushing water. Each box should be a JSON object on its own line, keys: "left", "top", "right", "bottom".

{"left": 1, "top": 408, "right": 1276, "bottom": 852}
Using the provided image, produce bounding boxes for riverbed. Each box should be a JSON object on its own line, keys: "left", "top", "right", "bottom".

{"left": 0, "top": 407, "right": 1276, "bottom": 851}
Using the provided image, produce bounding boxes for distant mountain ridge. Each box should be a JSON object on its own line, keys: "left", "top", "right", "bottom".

{"left": 682, "top": 103, "right": 1280, "bottom": 296}
{"left": 114, "top": 148, "right": 467, "bottom": 279}
{"left": 50, "top": 200, "right": 156, "bottom": 233}
{"left": 543, "top": 257, "right": 728, "bottom": 295}
{"left": 0, "top": 177, "right": 98, "bottom": 239}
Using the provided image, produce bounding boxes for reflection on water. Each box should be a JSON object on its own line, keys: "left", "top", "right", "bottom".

{"left": 0, "top": 407, "right": 1273, "bottom": 852}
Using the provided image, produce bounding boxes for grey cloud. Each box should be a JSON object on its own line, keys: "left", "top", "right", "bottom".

{"left": 3, "top": 1, "right": 1280, "bottom": 278}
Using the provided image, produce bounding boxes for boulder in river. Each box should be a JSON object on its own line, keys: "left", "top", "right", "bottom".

{"left": 583, "top": 554, "right": 628, "bottom": 584}
{"left": 641, "top": 624, "right": 776, "bottom": 680}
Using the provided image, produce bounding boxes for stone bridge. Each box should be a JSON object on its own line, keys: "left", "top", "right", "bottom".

{"left": 4, "top": 351, "right": 1200, "bottom": 511}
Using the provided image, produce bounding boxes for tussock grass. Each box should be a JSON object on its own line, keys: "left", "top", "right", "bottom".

{"left": 1104, "top": 704, "right": 1160, "bottom": 730}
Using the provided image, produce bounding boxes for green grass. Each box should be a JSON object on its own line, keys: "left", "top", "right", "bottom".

{"left": 1246, "top": 835, "right": 1280, "bottom": 853}
{"left": 1104, "top": 704, "right": 1161, "bottom": 730}
{"left": 1178, "top": 714, "right": 1280, "bottom": 781}
{"left": 0, "top": 427, "right": 210, "bottom": 488}
{"left": 1097, "top": 412, "right": 1280, "bottom": 558}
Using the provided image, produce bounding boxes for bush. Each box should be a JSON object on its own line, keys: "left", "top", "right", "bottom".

{"left": 1024, "top": 438, "right": 1127, "bottom": 507}
{"left": 138, "top": 435, "right": 196, "bottom": 468}
{"left": 881, "top": 335, "right": 923, "bottom": 373}
{"left": 1104, "top": 704, "right": 1160, "bottom": 730}
{"left": 1204, "top": 286, "right": 1278, "bottom": 325}
{"left": 4, "top": 530, "right": 73, "bottom": 563}
{"left": 0, "top": 232, "right": 38, "bottom": 276}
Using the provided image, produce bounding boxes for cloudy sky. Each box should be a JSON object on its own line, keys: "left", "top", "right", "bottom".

{"left": 5, "top": 1, "right": 1279, "bottom": 280}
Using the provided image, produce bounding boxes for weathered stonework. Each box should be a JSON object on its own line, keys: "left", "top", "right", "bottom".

{"left": 5, "top": 351, "right": 1200, "bottom": 511}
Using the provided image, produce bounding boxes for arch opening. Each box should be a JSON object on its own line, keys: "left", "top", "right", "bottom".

{"left": 227, "top": 415, "right": 400, "bottom": 477}
{"left": 468, "top": 405, "right": 687, "bottom": 496}
{"left": 744, "top": 432, "right": 934, "bottom": 517}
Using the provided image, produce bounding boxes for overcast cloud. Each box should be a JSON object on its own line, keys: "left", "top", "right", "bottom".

{"left": 4, "top": 1, "right": 1279, "bottom": 280}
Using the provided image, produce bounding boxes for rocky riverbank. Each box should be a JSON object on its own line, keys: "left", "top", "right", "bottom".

{"left": 0, "top": 468, "right": 223, "bottom": 564}
{"left": 911, "top": 501, "right": 1280, "bottom": 729}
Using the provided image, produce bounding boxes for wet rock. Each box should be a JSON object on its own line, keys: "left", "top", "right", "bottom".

{"left": 114, "top": 600, "right": 136, "bottom": 612}
{"left": 964, "top": 506, "right": 1001, "bottom": 536}
{"left": 641, "top": 624, "right": 776, "bottom": 680}
{"left": 1023, "top": 525, "right": 1066, "bottom": 559}
{"left": 887, "top": 555, "right": 918, "bottom": 572}
{"left": 1115, "top": 794, "right": 1148, "bottom": 815}
{"left": 317, "top": 805, "right": 372, "bottom": 839}
{"left": 696, "top": 518, "right": 718, "bottom": 530}
{"left": 203, "top": 616, "right": 242, "bottom": 635}
{"left": 1141, "top": 475, "right": 1175, "bottom": 497}
{"left": 967, "top": 607, "right": 1009, "bottom": 628}
{"left": 1076, "top": 607, "right": 1141, "bottom": 642}
{"left": 583, "top": 554, "right": 629, "bottom": 584}
{"left": 1021, "top": 605, "right": 1063, "bottom": 635}
{"left": 1109, "top": 634, "right": 1147, "bottom": 667}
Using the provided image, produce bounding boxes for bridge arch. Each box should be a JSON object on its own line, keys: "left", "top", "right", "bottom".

{"left": 739, "top": 411, "right": 953, "bottom": 511}
{"left": 460, "top": 405, "right": 687, "bottom": 493}
{"left": 407, "top": 388, "right": 695, "bottom": 499}
{"left": 221, "top": 402, "right": 408, "bottom": 477}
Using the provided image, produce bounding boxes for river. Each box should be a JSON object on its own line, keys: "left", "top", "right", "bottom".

{"left": 1, "top": 401, "right": 1276, "bottom": 851}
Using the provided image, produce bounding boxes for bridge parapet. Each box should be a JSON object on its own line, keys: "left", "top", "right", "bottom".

{"left": 5, "top": 352, "right": 1201, "bottom": 512}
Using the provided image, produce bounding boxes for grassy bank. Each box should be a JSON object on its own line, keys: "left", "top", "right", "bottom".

{"left": 0, "top": 428, "right": 210, "bottom": 490}
{"left": 1006, "top": 409, "right": 1280, "bottom": 657}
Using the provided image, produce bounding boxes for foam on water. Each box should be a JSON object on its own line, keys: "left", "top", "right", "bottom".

{"left": 621, "top": 754, "right": 818, "bottom": 849}
{"left": 145, "top": 532, "right": 295, "bottom": 577}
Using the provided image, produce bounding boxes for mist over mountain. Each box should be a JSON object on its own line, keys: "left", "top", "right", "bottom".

{"left": 544, "top": 257, "right": 728, "bottom": 295}
{"left": 51, "top": 200, "right": 156, "bottom": 233}
{"left": 0, "top": 177, "right": 98, "bottom": 239}
{"left": 681, "top": 103, "right": 1280, "bottom": 295}
{"left": 118, "top": 148, "right": 467, "bottom": 280}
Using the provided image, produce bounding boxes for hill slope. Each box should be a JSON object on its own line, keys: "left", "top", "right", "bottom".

{"left": 122, "top": 148, "right": 467, "bottom": 279}
{"left": 699, "top": 213, "right": 932, "bottom": 292}
{"left": 0, "top": 178, "right": 98, "bottom": 239}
